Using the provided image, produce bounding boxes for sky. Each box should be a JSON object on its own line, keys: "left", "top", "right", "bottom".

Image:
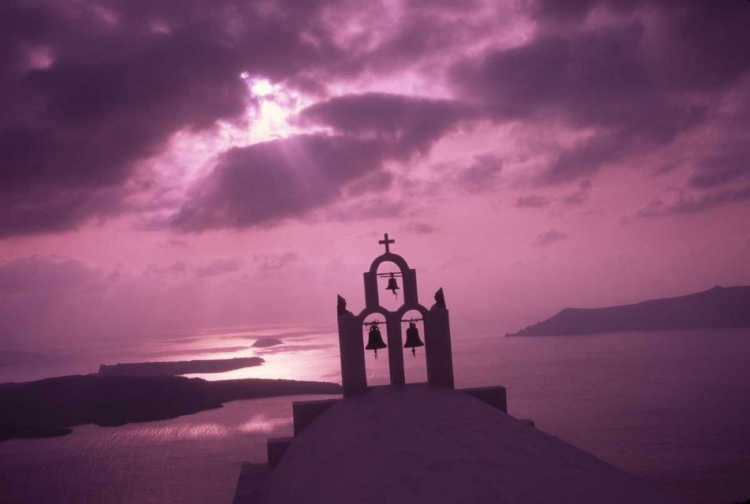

{"left": 1, "top": 0, "right": 750, "bottom": 351}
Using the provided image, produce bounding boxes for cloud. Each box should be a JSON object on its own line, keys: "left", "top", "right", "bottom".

{"left": 172, "top": 93, "right": 480, "bottom": 232}
{"left": 400, "top": 222, "right": 440, "bottom": 234}
{"left": 688, "top": 150, "right": 750, "bottom": 189}
{"left": 171, "top": 134, "right": 389, "bottom": 231}
{"left": 516, "top": 195, "right": 550, "bottom": 208}
{"left": 516, "top": 180, "right": 591, "bottom": 209}
{"left": 143, "top": 257, "right": 243, "bottom": 278}
{"left": 3, "top": 0, "right": 750, "bottom": 239}
{"left": 456, "top": 153, "right": 503, "bottom": 192}
{"left": 451, "top": 27, "right": 659, "bottom": 125}
{"left": 253, "top": 252, "right": 299, "bottom": 271}
{"left": 194, "top": 257, "right": 244, "bottom": 278}
{"left": 162, "top": 239, "right": 189, "bottom": 249}
{"left": 533, "top": 228, "right": 568, "bottom": 246}
{"left": 297, "top": 93, "right": 476, "bottom": 157}
{"left": 636, "top": 186, "right": 750, "bottom": 219}
{"left": 528, "top": 0, "right": 750, "bottom": 94}
{"left": 449, "top": 15, "right": 716, "bottom": 186}
{"left": 0, "top": 0, "right": 351, "bottom": 238}
{"left": 561, "top": 179, "right": 593, "bottom": 206}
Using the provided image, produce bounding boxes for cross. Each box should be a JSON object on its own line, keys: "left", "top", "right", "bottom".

{"left": 379, "top": 233, "right": 395, "bottom": 253}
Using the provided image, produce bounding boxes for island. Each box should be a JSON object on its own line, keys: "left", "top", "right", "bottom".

{"left": 508, "top": 285, "right": 750, "bottom": 336}
{"left": 0, "top": 374, "right": 342, "bottom": 441}
{"left": 98, "top": 357, "right": 264, "bottom": 376}
{"left": 252, "top": 338, "right": 284, "bottom": 348}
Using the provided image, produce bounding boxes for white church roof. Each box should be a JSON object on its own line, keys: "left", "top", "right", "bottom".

{"left": 268, "top": 384, "right": 678, "bottom": 504}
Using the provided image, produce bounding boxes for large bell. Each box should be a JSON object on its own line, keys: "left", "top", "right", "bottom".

{"left": 365, "top": 323, "right": 387, "bottom": 358}
{"left": 403, "top": 322, "right": 424, "bottom": 357}
{"left": 386, "top": 273, "right": 400, "bottom": 299}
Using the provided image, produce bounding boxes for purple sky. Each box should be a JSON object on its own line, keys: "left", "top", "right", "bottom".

{"left": 2, "top": 0, "right": 750, "bottom": 350}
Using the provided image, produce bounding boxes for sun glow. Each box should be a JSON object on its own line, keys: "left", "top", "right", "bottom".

{"left": 242, "top": 77, "right": 311, "bottom": 143}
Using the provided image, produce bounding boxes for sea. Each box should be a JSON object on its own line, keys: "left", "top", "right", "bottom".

{"left": 1, "top": 327, "right": 749, "bottom": 504}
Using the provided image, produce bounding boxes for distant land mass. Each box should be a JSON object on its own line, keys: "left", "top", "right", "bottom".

{"left": 252, "top": 338, "right": 284, "bottom": 348}
{"left": 508, "top": 286, "right": 750, "bottom": 336}
{"left": 0, "top": 375, "right": 342, "bottom": 442}
{"left": 98, "top": 357, "right": 264, "bottom": 376}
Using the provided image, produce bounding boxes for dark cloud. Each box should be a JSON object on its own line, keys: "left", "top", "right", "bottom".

{"left": 345, "top": 171, "right": 394, "bottom": 198}
{"left": 530, "top": 0, "right": 750, "bottom": 92}
{"left": 450, "top": 3, "right": 746, "bottom": 186}
{"left": 450, "top": 27, "right": 662, "bottom": 126}
{"left": 516, "top": 195, "right": 550, "bottom": 208}
{"left": 0, "top": 0, "right": 346, "bottom": 238}
{"left": 533, "top": 228, "right": 568, "bottom": 246}
{"left": 174, "top": 93, "right": 480, "bottom": 232}
{"left": 297, "top": 93, "right": 475, "bottom": 157}
{"left": 528, "top": 0, "right": 641, "bottom": 23}
{"left": 3, "top": 0, "right": 750, "bottom": 238}
{"left": 449, "top": 26, "right": 690, "bottom": 184}
{"left": 172, "top": 134, "right": 388, "bottom": 231}
{"left": 689, "top": 150, "right": 750, "bottom": 189}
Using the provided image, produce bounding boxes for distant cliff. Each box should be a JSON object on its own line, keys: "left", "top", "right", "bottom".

{"left": 0, "top": 375, "right": 341, "bottom": 441}
{"left": 98, "top": 357, "right": 264, "bottom": 376}
{"left": 508, "top": 286, "right": 750, "bottom": 336}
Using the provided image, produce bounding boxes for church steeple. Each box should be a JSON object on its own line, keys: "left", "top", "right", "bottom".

{"left": 335, "top": 234, "right": 455, "bottom": 396}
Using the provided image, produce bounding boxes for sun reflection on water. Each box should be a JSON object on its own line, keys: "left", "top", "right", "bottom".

{"left": 240, "top": 414, "right": 293, "bottom": 434}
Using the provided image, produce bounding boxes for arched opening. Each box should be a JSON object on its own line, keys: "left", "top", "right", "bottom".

{"left": 362, "top": 313, "right": 389, "bottom": 386}
{"left": 376, "top": 261, "right": 404, "bottom": 313}
{"left": 401, "top": 309, "right": 427, "bottom": 384}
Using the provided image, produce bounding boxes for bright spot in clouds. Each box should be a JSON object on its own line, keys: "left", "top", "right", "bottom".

{"left": 250, "top": 78, "right": 275, "bottom": 97}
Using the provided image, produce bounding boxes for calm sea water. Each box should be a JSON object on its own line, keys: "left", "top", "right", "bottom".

{"left": 1, "top": 327, "right": 749, "bottom": 504}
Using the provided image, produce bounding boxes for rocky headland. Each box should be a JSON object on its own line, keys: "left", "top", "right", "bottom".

{"left": 0, "top": 374, "right": 341, "bottom": 441}
{"left": 98, "top": 357, "right": 264, "bottom": 376}
{"left": 509, "top": 286, "right": 750, "bottom": 336}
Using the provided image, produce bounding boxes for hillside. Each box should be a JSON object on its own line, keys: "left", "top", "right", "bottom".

{"left": 98, "top": 357, "right": 264, "bottom": 376}
{"left": 508, "top": 286, "right": 750, "bottom": 336}
{"left": 0, "top": 374, "right": 341, "bottom": 441}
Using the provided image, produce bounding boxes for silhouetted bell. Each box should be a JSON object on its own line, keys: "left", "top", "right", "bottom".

{"left": 365, "top": 323, "right": 387, "bottom": 358}
{"left": 403, "top": 322, "right": 424, "bottom": 357}
{"left": 386, "top": 273, "right": 400, "bottom": 299}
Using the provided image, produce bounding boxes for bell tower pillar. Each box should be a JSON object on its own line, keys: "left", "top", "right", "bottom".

{"left": 385, "top": 312, "right": 406, "bottom": 386}
{"left": 337, "top": 296, "right": 367, "bottom": 397}
{"left": 425, "top": 288, "right": 455, "bottom": 389}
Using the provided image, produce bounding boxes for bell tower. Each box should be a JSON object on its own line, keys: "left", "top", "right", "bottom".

{"left": 336, "top": 234, "right": 455, "bottom": 396}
